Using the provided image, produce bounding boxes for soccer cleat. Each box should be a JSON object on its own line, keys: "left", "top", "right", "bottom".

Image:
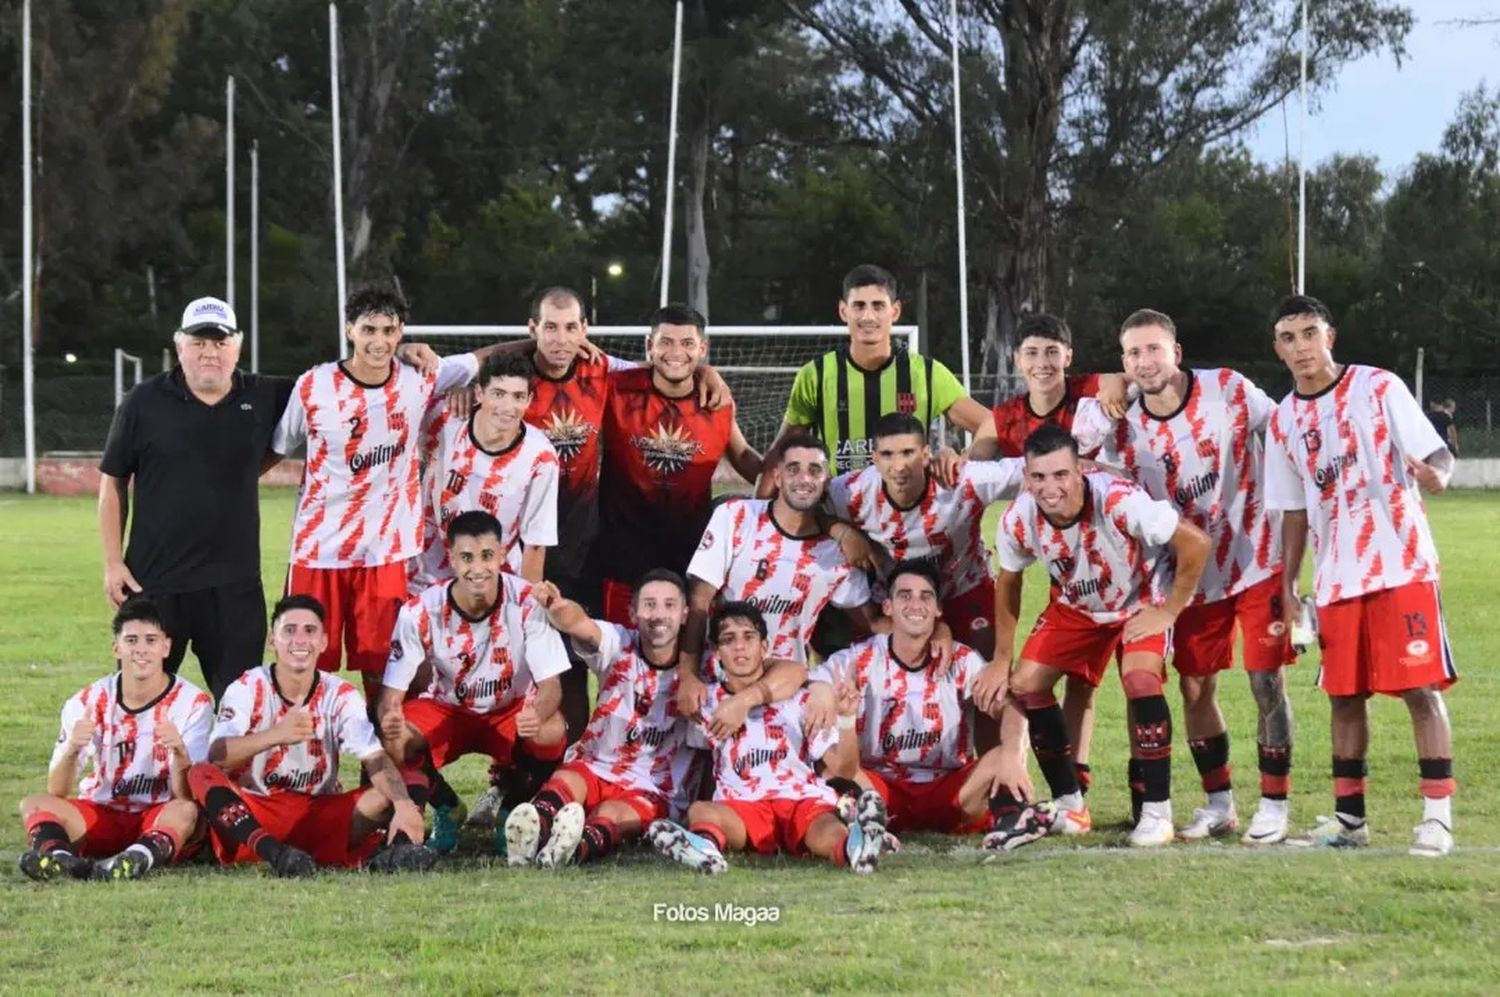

{"left": 92, "top": 851, "right": 151, "bottom": 882}
{"left": 1047, "top": 803, "right": 1092, "bottom": 837}
{"left": 1241, "top": 800, "right": 1291, "bottom": 846}
{"left": 503, "top": 804, "right": 542, "bottom": 867}
{"left": 983, "top": 800, "right": 1056, "bottom": 853}
{"left": 366, "top": 839, "right": 439, "bottom": 874}
{"left": 1178, "top": 804, "right": 1240, "bottom": 841}
{"left": 845, "top": 790, "right": 887, "bottom": 874}
{"left": 18, "top": 849, "right": 92, "bottom": 883}
{"left": 427, "top": 805, "right": 462, "bottom": 854}
{"left": 270, "top": 844, "right": 317, "bottom": 878}
{"left": 537, "top": 803, "right": 585, "bottom": 870}
{"left": 1127, "top": 807, "right": 1176, "bottom": 848}
{"left": 1289, "top": 815, "right": 1369, "bottom": 849}
{"left": 466, "top": 786, "right": 505, "bottom": 827}
{"left": 647, "top": 819, "right": 728, "bottom": 875}
{"left": 1409, "top": 819, "right": 1454, "bottom": 858}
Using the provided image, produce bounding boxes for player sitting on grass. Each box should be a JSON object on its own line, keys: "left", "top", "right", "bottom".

{"left": 379, "top": 510, "right": 570, "bottom": 854}
{"left": 19, "top": 597, "right": 212, "bottom": 882}
{"left": 813, "top": 560, "right": 1049, "bottom": 852}
{"left": 647, "top": 602, "right": 888, "bottom": 874}
{"left": 188, "top": 594, "right": 435, "bottom": 876}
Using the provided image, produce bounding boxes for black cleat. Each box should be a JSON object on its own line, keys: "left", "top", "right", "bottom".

{"left": 983, "top": 800, "right": 1056, "bottom": 853}
{"left": 92, "top": 850, "right": 152, "bottom": 882}
{"left": 270, "top": 845, "right": 317, "bottom": 879}
{"left": 366, "top": 840, "right": 439, "bottom": 874}
{"left": 19, "top": 849, "right": 92, "bottom": 883}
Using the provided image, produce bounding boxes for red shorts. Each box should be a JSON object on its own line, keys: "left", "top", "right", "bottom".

{"left": 70, "top": 799, "right": 195, "bottom": 861}
{"left": 943, "top": 579, "right": 995, "bottom": 649}
{"left": 1315, "top": 581, "right": 1458, "bottom": 697}
{"left": 864, "top": 764, "right": 990, "bottom": 835}
{"left": 404, "top": 698, "right": 566, "bottom": 770}
{"left": 720, "top": 797, "right": 837, "bottom": 856}
{"left": 288, "top": 563, "right": 407, "bottom": 674}
{"left": 1173, "top": 573, "right": 1296, "bottom": 677}
{"left": 208, "top": 789, "right": 381, "bottom": 868}
{"left": 1020, "top": 600, "right": 1172, "bottom": 687}
{"left": 601, "top": 578, "right": 633, "bottom": 628}
{"left": 554, "top": 760, "right": 668, "bottom": 825}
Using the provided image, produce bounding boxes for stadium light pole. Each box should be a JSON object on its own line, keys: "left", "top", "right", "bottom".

{"left": 949, "top": 0, "right": 972, "bottom": 396}
{"left": 226, "top": 75, "right": 235, "bottom": 308}
{"left": 658, "top": 1, "right": 684, "bottom": 308}
{"left": 250, "top": 139, "right": 260, "bottom": 374}
{"left": 21, "top": 0, "right": 36, "bottom": 493}
{"left": 329, "top": 1, "right": 349, "bottom": 358}
{"left": 1297, "top": 0, "right": 1308, "bottom": 294}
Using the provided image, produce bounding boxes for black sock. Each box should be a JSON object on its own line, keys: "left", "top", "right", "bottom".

{"left": 26, "top": 819, "right": 72, "bottom": 856}
{"left": 406, "top": 778, "right": 431, "bottom": 810}
{"left": 989, "top": 788, "right": 1025, "bottom": 824}
{"left": 1259, "top": 744, "right": 1291, "bottom": 801}
{"left": 1333, "top": 757, "right": 1367, "bottom": 825}
{"left": 1130, "top": 695, "right": 1172, "bottom": 803}
{"left": 1074, "top": 763, "right": 1092, "bottom": 796}
{"left": 503, "top": 751, "right": 560, "bottom": 811}
{"left": 825, "top": 777, "right": 862, "bottom": 802}
{"left": 1128, "top": 759, "right": 1145, "bottom": 822}
{"left": 1024, "top": 704, "right": 1081, "bottom": 798}
{"left": 429, "top": 770, "right": 460, "bottom": 811}
{"left": 1188, "top": 732, "right": 1232, "bottom": 794}
{"left": 202, "top": 785, "right": 284, "bottom": 863}
{"left": 532, "top": 789, "right": 567, "bottom": 843}
{"left": 135, "top": 829, "right": 177, "bottom": 867}
{"left": 576, "top": 819, "right": 620, "bottom": 864}
{"left": 487, "top": 763, "right": 505, "bottom": 789}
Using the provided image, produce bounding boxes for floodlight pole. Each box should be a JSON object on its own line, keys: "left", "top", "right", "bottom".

{"left": 1297, "top": 0, "right": 1308, "bottom": 294}
{"left": 659, "top": 1, "right": 684, "bottom": 307}
{"left": 949, "top": 0, "right": 972, "bottom": 395}
{"left": 250, "top": 139, "right": 260, "bottom": 374}
{"left": 330, "top": 2, "right": 349, "bottom": 357}
{"left": 21, "top": 0, "right": 36, "bottom": 493}
{"left": 226, "top": 75, "right": 235, "bottom": 307}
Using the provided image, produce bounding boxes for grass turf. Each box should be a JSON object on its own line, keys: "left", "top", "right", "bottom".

{"left": 1, "top": 489, "right": 1499, "bottom": 993}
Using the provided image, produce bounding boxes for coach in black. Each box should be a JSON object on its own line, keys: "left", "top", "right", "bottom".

{"left": 98, "top": 297, "right": 293, "bottom": 700}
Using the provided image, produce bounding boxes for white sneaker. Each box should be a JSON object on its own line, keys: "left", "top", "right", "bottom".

{"left": 537, "top": 802, "right": 585, "bottom": 869}
{"left": 1289, "top": 815, "right": 1369, "bottom": 848}
{"left": 1241, "top": 800, "right": 1290, "bottom": 846}
{"left": 1047, "top": 803, "right": 1093, "bottom": 836}
{"left": 1179, "top": 804, "right": 1240, "bottom": 841}
{"left": 647, "top": 819, "right": 728, "bottom": 874}
{"left": 467, "top": 785, "right": 505, "bottom": 827}
{"left": 1409, "top": 819, "right": 1453, "bottom": 857}
{"left": 503, "top": 804, "right": 542, "bottom": 867}
{"left": 1127, "top": 806, "right": 1176, "bottom": 848}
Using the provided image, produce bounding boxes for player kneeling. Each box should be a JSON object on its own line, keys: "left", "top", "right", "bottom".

{"left": 647, "top": 603, "right": 888, "bottom": 874}
{"left": 19, "top": 597, "right": 212, "bottom": 882}
{"left": 814, "top": 561, "right": 1047, "bottom": 852}
{"left": 189, "top": 595, "right": 435, "bottom": 876}
{"left": 503, "top": 570, "right": 701, "bottom": 868}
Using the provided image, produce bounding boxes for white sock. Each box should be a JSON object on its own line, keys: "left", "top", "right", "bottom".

{"left": 123, "top": 842, "right": 156, "bottom": 871}
{"left": 1141, "top": 800, "right": 1173, "bottom": 821}
{"left": 1207, "top": 790, "right": 1234, "bottom": 813}
{"left": 1054, "top": 792, "right": 1084, "bottom": 813}
{"left": 1257, "top": 797, "right": 1289, "bottom": 817}
{"left": 1423, "top": 796, "right": 1453, "bottom": 829}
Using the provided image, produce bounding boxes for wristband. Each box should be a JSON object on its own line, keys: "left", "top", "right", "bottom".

{"left": 837, "top": 714, "right": 857, "bottom": 731}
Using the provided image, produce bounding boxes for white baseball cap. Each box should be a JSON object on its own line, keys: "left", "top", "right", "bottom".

{"left": 178, "top": 296, "right": 240, "bottom": 338}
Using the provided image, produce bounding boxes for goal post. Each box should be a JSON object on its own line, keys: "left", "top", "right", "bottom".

{"left": 113, "top": 349, "right": 144, "bottom": 407}
{"left": 404, "top": 324, "right": 920, "bottom": 450}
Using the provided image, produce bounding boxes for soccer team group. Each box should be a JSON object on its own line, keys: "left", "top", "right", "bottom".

{"left": 18, "top": 263, "right": 1461, "bottom": 884}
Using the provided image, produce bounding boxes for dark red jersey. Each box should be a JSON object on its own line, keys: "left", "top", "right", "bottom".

{"left": 596, "top": 367, "right": 733, "bottom": 581}
{"left": 525, "top": 355, "right": 614, "bottom": 582}
{"left": 990, "top": 373, "right": 1102, "bottom": 458}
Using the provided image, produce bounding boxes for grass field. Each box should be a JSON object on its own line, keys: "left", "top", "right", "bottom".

{"left": 3, "top": 489, "right": 1500, "bottom": 994}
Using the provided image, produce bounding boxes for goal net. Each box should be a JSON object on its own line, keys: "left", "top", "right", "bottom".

{"left": 405, "top": 324, "right": 920, "bottom": 451}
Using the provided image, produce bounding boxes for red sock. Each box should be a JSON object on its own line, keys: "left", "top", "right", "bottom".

{"left": 689, "top": 822, "right": 728, "bottom": 853}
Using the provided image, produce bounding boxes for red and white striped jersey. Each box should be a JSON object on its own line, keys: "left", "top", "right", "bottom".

{"left": 827, "top": 460, "right": 1022, "bottom": 599}
{"left": 384, "top": 575, "right": 571, "bottom": 714}
{"left": 1264, "top": 365, "right": 1444, "bottom": 605}
{"left": 52, "top": 674, "right": 213, "bottom": 811}
{"left": 410, "top": 415, "right": 559, "bottom": 593}
{"left": 686, "top": 685, "right": 839, "bottom": 804}
{"left": 996, "top": 472, "right": 1180, "bottom": 623}
{"left": 212, "top": 666, "right": 383, "bottom": 796}
{"left": 687, "top": 498, "right": 871, "bottom": 662}
{"left": 813, "top": 637, "right": 985, "bottom": 785}
{"left": 564, "top": 622, "right": 695, "bottom": 801}
{"left": 272, "top": 355, "right": 478, "bottom": 568}
{"left": 1096, "top": 368, "right": 1280, "bottom": 603}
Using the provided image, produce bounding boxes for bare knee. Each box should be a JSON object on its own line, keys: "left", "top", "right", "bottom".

{"left": 158, "top": 799, "right": 201, "bottom": 830}
{"left": 685, "top": 801, "right": 714, "bottom": 825}
{"left": 1177, "top": 674, "right": 1216, "bottom": 710}
{"left": 1401, "top": 686, "right": 1447, "bottom": 721}
{"left": 19, "top": 793, "right": 63, "bottom": 820}
{"left": 1248, "top": 669, "right": 1287, "bottom": 708}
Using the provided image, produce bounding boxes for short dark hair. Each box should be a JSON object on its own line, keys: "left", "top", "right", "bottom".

{"left": 1023, "top": 424, "right": 1080, "bottom": 461}
{"left": 531, "top": 286, "right": 586, "bottom": 323}
{"left": 447, "top": 509, "right": 504, "bottom": 546}
{"left": 271, "top": 593, "right": 326, "bottom": 627}
{"left": 770, "top": 430, "right": 830, "bottom": 466}
{"left": 648, "top": 304, "right": 707, "bottom": 336}
{"left": 1014, "top": 313, "right": 1072, "bottom": 347}
{"left": 345, "top": 285, "right": 409, "bottom": 326}
{"left": 872, "top": 412, "right": 927, "bottom": 444}
{"left": 112, "top": 596, "right": 167, "bottom": 636}
{"left": 710, "top": 601, "right": 769, "bottom": 644}
{"left": 632, "top": 568, "right": 689, "bottom": 606}
{"left": 842, "top": 264, "right": 898, "bottom": 300}
{"left": 1270, "top": 294, "right": 1335, "bottom": 331}
{"left": 1120, "top": 308, "right": 1176, "bottom": 339}
{"left": 886, "top": 558, "right": 940, "bottom": 596}
{"left": 477, "top": 351, "right": 537, "bottom": 391}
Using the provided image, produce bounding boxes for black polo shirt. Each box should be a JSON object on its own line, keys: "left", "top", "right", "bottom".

{"left": 100, "top": 368, "right": 295, "bottom": 594}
